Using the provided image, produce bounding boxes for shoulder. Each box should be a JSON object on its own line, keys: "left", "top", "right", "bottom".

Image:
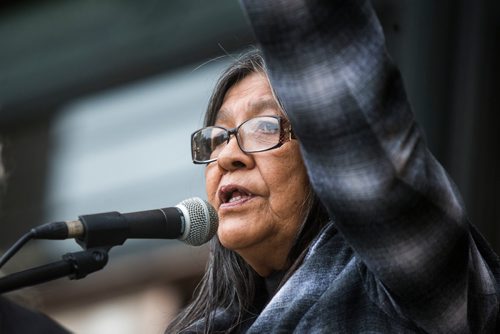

{"left": 0, "top": 297, "right": 70, "bottom": 334}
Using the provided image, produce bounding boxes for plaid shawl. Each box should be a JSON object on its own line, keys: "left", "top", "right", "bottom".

{"left": 187, "top": 0, "right": 500, "bottom": 332}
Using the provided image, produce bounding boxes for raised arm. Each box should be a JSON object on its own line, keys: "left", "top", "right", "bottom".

{"left": 241, "top": 0, "right": 498, "bottom": 332}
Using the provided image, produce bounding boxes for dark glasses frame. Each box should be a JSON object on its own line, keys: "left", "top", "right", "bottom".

{"left": 191, "top": 115, "right": 296, "bottom": 164}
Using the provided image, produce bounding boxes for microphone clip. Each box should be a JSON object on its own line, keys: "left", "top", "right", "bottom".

{"left": 77, "top": 211, "right": 128, "bottom": 249}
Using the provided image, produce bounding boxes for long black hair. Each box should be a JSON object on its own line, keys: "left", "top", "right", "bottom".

{"left": 166, "top": 49, "right": 329, "bottom": 333}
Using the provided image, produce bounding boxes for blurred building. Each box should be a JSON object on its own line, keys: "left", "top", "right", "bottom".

{"left": 0, "top": 0, "right": 498, "bottom": 333}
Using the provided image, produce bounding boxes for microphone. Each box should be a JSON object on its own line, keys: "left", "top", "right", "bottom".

{"left": 30, "top": 197, "right": 218, "bottom": 248}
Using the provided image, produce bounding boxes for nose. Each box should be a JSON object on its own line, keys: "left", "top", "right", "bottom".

{"left": 216, "top": 134, "right": 255, "bottom": 171}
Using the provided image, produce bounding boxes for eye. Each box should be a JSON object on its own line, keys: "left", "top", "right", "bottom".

{"left": 211, "top": 131, "right": 227, "bottom": 148}
{"left": 255, "top": 119, "right": 279, "bottom": 134}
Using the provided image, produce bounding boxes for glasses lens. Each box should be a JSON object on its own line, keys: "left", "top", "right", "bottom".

{"left": 239, "top": 117, "right": 281, "bottom": 152}
{"left": 192, "top": 127, "right": 227, "bottom": 162}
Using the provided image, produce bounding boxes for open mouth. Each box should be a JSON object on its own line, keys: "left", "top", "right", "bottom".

{"left": 219, "top": 185, "right": 254, "bottom": 206}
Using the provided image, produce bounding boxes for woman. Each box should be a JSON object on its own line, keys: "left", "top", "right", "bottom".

{"left": 168, "top": 0, "right": 499, "bottom": 333}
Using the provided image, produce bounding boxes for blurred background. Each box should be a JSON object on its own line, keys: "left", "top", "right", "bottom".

{"left": 0, "top": 0, "right": 498, "bottom": 333}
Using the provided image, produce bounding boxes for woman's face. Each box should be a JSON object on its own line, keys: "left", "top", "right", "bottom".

{"left": 205, "top": 72, "right": 309, "bottom": 276}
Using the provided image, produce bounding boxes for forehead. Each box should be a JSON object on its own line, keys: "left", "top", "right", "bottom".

{"left": 215, "top": 73, "right": 282, "bottom": 124}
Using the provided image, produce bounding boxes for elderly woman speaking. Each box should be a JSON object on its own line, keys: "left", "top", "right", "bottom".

{"left": 168, "top": 0, "right": 500, "bottom": 333}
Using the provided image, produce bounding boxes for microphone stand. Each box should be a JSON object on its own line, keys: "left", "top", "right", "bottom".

{"left": 0, "top": 248, "right": 109, "bottom": 294}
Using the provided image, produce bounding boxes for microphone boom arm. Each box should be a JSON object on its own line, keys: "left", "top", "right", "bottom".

{"left": 0, "top": 248, "right": 109, "bottom": 294}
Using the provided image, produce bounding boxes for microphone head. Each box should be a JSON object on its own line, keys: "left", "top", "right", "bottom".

{"left": 176, "top": 197, "right": 218, "bottom": 246}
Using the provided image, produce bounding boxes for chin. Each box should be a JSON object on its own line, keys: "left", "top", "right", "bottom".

{"left": 217, "top": 219, "right": 257, "bottom": 251}
{"left": 217, "top": 230, "right": 247, "bottom": 251}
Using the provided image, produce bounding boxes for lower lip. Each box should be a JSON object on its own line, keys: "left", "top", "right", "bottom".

{"left": 219, "top": 195, "right": 254, "bottom": 210}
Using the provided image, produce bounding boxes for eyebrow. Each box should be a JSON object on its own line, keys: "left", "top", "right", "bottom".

{"left": 215, "top": 98, "right": 281, "bottom": 123}
{"left": 251, "top": 99, "right": 281, "bottom": 113}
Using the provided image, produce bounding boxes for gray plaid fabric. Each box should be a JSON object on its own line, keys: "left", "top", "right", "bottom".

{"left": 189, "top": 0, "right": 500, "bottom": 333}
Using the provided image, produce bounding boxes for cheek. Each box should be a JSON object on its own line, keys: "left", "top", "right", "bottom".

{"left": 204, "top": 166, "right": 220, "bottom": 206}
{"left": 263, "top": 147, "right": 310, "bottom": 212}
{"left": 272, "top": 170, "right": 308, "bottom": 211}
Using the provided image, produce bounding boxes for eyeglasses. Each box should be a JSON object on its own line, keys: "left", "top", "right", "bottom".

{"left": 191, "top": 115, "right": 296, "bottom": 164}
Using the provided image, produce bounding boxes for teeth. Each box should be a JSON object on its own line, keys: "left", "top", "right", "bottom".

{"left": 228, "top": 195, "right": 242, "bottom": 203}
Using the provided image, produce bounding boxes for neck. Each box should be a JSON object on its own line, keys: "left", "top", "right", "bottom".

{"left": 235, "top": 242, "right": 292, "bottom": 277}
